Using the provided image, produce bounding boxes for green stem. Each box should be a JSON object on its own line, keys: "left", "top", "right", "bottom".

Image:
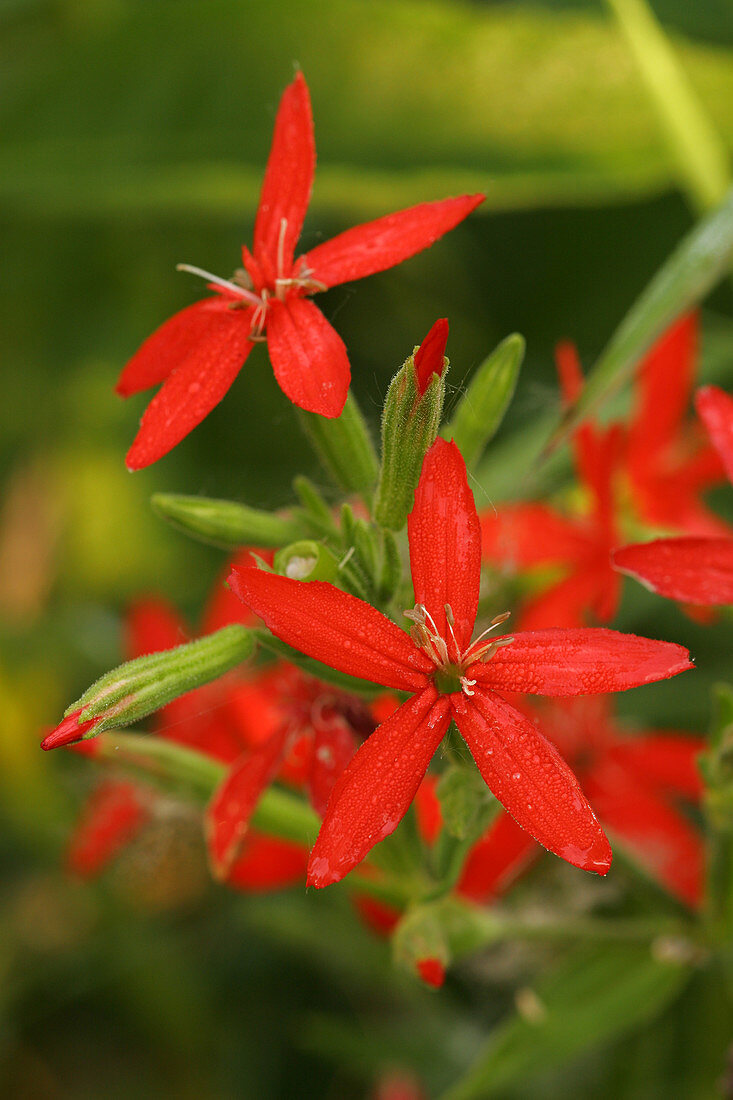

{"left": 298, "top": 391, "right": 379, "bottom": 501}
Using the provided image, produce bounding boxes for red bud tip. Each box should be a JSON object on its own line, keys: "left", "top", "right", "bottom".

{"left": 554, "top": 341, "right": 584, "bottom": 407}
{"left": 41, "top": 709, "right": 101, "bottom": 751}
{"left": 414, "top": 318, "right": 449, "bottom": 395}
{"left": 416, "top": 957, "right": 446, "bottom": 988}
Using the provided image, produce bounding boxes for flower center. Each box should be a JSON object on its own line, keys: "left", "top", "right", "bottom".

{"left": 404, "top": 603, "right": 514, "bottom": 697}
{"left": 177, "top": 219, "right": 327, "bottom": 343}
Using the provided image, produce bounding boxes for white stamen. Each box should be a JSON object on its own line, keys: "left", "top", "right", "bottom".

{"left": 176, "top": 263, "right": 261, "bottom": 307}
{"left": 277, "top": 218, "right": 288, "bottom": 282}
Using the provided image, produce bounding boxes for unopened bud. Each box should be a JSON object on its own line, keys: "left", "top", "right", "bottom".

{"left": 41, "top": 710, "right": 103, "bottom": 751}
{"left": 274, "top": 540, "right": 340, "bottom": 583}
{"left": 151, "top": 492, "right": 303, "bottom": 549}
{"left": 414, "top": 318, "right": 449, "bottom": 395}
{"left": 374, "top": 322, "right": 450, "bottom": 530}
{"left": 40, "top": 625, "right": 254, "bottom": 749}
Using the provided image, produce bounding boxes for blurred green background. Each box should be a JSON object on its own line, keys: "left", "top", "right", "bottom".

{"left": 2, "top": 0, "right": 733, "bottom": 1096}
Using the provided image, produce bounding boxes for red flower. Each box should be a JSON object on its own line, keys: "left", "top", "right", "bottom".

{"left": 614, "top": 385, "right": 733, "bottom": 605}
{"left": 117, "top": 73, "right": 483, "bottom": 468}
{"left": 626, "top": 315, "right": 729, "bottom": 537}
{"left": 230, "top": 438, "right": 693, "bottom": 888}
{"left": 414, "top": 317, "right": 449, "bottom": 395}
{"left": 458, "top": 697, "right": 705, "bottom": 908}
{"left": 481, "top": 341, "right": 624, "bottom": 628}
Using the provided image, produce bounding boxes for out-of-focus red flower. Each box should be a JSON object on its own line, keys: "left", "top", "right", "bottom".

{"left": 481, "top": 341, "right": 624, "bottom": 628}
{"left": 614, "top": 385, "right": 733, "bottom": 606}
{"left": 458, "top": 697, "right": 705, "bottom": 908}
{"left": 117, "top": 73, "right": 483, "bottom": 468}
{"left": 482, "top": 316, "right": 730, "bottom": 625}
{"left": 627, "top": 316, "right": 730, "bottom": 537}
{"left": 64, "top": 550, "right": 323, "bottom": 892}
{"left": 231, "top": 438, "right": 693, "bottom": 889}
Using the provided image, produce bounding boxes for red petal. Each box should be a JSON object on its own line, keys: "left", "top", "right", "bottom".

{"left": 307, "top": 688, "right": 451, "bottom": 887}
{"left": 125, "top": 309, "right": 255, "bottom": 469}
{"left": 416, "top": 958, "right": 445, "bottom": 988}
{"left": 606, "top": 735, "right": 704, "bottom": 800}
{"left": 554, "top": 341, "right": 584, "bottom": 405}
{"left": 414, "top": 775, "right": 442, "bottom": 845}
{"left": 67, "top": 781, "right": 149, "bottom": 878}
{"left": 458, "top": 812, "right": 538, "bottom": 903}
{"left": 696, "top": 385, "right": 733, "bottom": 483}
{"left": 470, "top": 627, "right": 693, "bottom": 696}
{"left": 481, "top": 503, "right": 589, "bottom": 568}
{"left": 613, "top": 537, "right": 733, "bottom": 605}
{"left": 205, "top": 730, "right": 288, "bottom": 879}
{"left": 202, "top": 548, "right": 270, "bottom": 634}
{"left": 309, "top": 716, "right": 357, "bottom": 818}
{"left": 253, "top": 72, "right": 315, "bottom": 285}
{"left": 303, "top": 194, "right": 484, "bottom": 289}
{"left": 414, "top": 318, "right": 449, "bottom": 395}
{"left": 408, "top": 439, "right": 481, "bottom": 653}
{"left": 124, "top": 598, "right": 188, "bottom": 661}
{"left": 628, "top": 313, "right": 697, "bottom": 474}
{"left": 41, "top": 709, "right": 102, "bottom": 751}
{"left": 229, "top": 565, "right": 432, "bottom": 692}
{"left": 586, "top": 760, "right": 703, "bottom": 906}
{"left": 517, "top": 566, "right": 617, "bottom": 632}
{"left": 116, "top": 299, "right": 232, "bottom": 397}
{"left": 266, "top": 297, "right": 349, "bottom": 418}
{"left": 227, "top": 831, "right": 307, "bottom": 892}
{"left": 452, "top": 688, "right": 611, "bottom": 874}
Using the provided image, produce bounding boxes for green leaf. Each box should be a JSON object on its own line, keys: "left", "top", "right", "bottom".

{"left": 298, "top": 391, "right": 379, "bottom": 500}
{"left": 444, "top": 334, "right": 524, "bottom": 468}
{"left": 8, "top": 1, "right": 733, "bottom": 219}
{"left": 441, "top": 941, "right": 692, "bottom": 1099}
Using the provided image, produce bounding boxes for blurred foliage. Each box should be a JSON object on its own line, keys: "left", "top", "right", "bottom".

{"left": 2, "top": 0, "right": 733, "bottom": 1097}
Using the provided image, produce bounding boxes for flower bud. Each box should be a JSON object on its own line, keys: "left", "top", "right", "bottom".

{"left": 151, "top": 493, "right": 303, "bottom": 549}
{"left": 444, "top": 332, "right": 524, "bottom": 468}
{"left": 40, "top": 625, "right": 254, "bottom": 749}
{"left": 374, "top": 321, "right": 450, "bottom": 530}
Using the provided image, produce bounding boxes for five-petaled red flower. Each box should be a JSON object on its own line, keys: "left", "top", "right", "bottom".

{"left": 117, "top": 72, "right": 483, "bottom": 468}
{"left": 614, "top": 385, "right": 733, "bottom": 605}
{"left": 229, "top": 438, "right": 693, "bottom": 888}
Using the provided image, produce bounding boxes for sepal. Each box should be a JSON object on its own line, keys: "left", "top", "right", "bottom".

{"left": 54, "top": 625, "right": 254, "bottom": 741}
{"left": 374, "top": 332, "right": 448, "bottom": 530}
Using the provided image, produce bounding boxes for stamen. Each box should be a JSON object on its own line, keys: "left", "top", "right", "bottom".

{"left": 277, "top": 217, "right": 288, "bottom": 281}
{"left": 176, "top": 263, "right": 261, "bottom": 307}
{"left": 469, "top": 636, "right": 515, "bottom": 663}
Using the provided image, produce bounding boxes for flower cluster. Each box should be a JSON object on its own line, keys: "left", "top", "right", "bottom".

{"left": 41, "top": 70, "right": 732, "bottom": 990}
